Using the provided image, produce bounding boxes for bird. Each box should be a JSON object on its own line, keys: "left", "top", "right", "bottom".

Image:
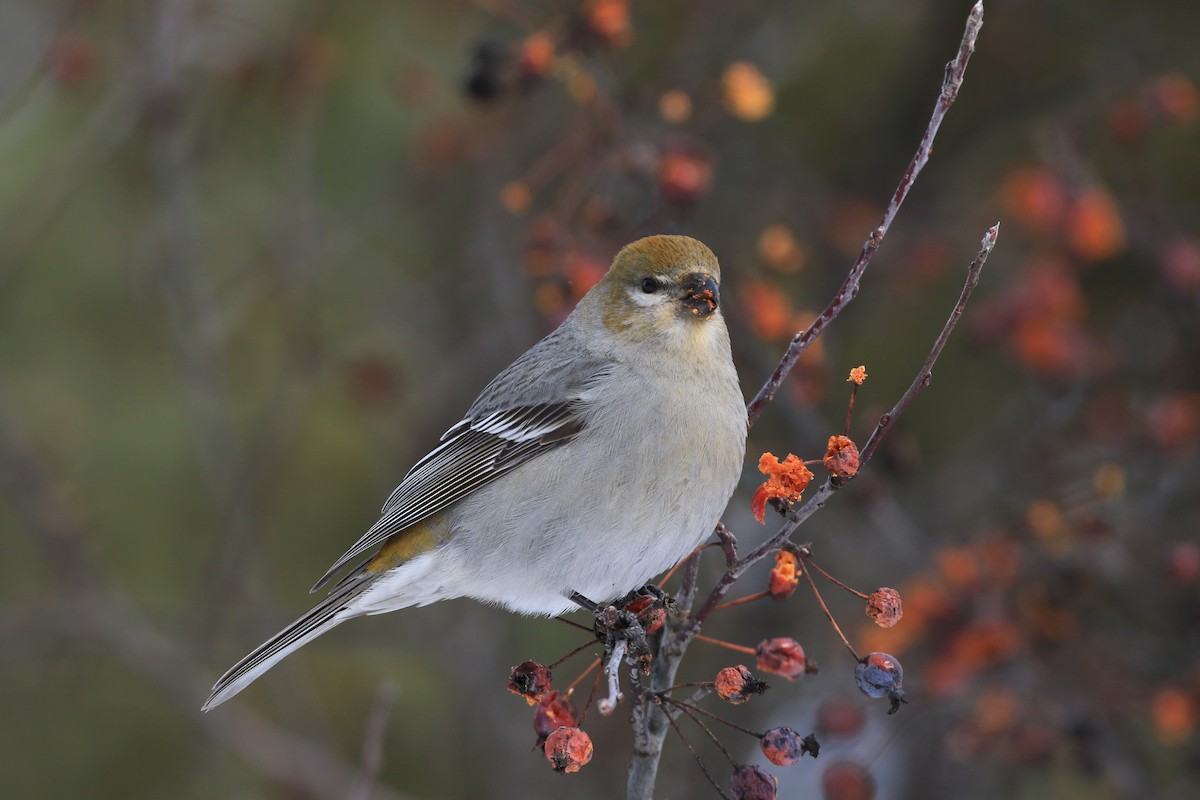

{"left": 203, "top": 234, "right": 747, "bottom": 710}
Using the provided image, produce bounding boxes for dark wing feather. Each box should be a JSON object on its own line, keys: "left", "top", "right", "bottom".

{"left": 309, "top": 401, "right": 584, "bottom": 592}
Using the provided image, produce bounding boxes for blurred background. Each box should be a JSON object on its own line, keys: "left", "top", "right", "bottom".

{"left": 2, "top": 1, "right": 1197, "bottom": 798}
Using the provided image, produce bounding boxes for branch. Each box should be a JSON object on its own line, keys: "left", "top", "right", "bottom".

{"left": 745, "top": 0, "right": 986, "bottom": 427}
{"left": 858, "top": 223, "right": 998, "bottom": 464}
{"left": 696, "top": 222, "right": 999, "bottom": 629}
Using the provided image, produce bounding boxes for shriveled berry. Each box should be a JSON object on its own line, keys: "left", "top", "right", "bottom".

{"left": 768, "top": 550, "right": 800, "bottom": 600}
{"left": 731, "top": 764, "right": 778, "bottom": 800}
{"left": 824, "top": 435, "right": 860, "bottom": 479}
{"left": 508, "top": 660, "right": 552, "bottom": 705}
{"left": 544, "top": 726, "right": 593, "bottom": 774}
{"left": 715, "top": 665, "right": 768, "bottom": 704}
{"left": 756, "top": 637, "right": 807, "bottom": 680}
{"left": 864, "top": 587, "right": 903, "bottom": 628}
{"left": 821, "top": 759, "right": 875, "bottom": 800}
{"left": 534, "top": 690, "right": 578, "bottom": 745}
{"left": 854, "top": 652, "right": 906, "bottom": 713}
{"left": 760, "top": 726, "right": 818, "bottom": 765}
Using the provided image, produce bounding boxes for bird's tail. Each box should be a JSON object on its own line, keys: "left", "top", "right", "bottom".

{"left": 202, "top": 577, "right": 366, "bottom": 711}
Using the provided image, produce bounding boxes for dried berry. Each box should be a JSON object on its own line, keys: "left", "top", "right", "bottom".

{"left": 715, "top": 665, "right": 768, "bottom": 704}
{"left": 752, "top": 453, "right": 815, "bottom": 523}
{"left": 823, "top": 435, "right": 860, "bottom": 479}
{"left": 756, "top": 637, "right": 807, "bottom": 680}
{"left": 760, "top": 726, "right": 818, "bottom": 765}
{"left": 854, "top": 653, "right": 906, "bottom": 713}
{"left": 731, "top": 764, "right": 778, "bottom": 800}
{"left": 534, "top": 690, "right": 578, "bottom": 745}
{"left": 864, "top": 587, "right": 903, "bottom": 628}
{"left": 543, "top": 726, "right": 593, "bottom": 773}
{"left": 768, "top": 550, "right": 800, "bottom": 600}
{"left": 847, "top": 365, "right": 868, "bottom": 385}
{"left": 508, "top": 660, "right": 553, "bottom": 705}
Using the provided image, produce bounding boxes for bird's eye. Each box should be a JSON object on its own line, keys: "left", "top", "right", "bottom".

{"left": 640, "top": 277, "right": 661, "bottom": 294}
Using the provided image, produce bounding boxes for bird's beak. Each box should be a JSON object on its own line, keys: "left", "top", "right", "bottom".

{"left": 680, "top": 273, "right": 720, "bottom": 318}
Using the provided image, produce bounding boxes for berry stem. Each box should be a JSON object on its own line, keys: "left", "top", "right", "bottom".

{"left": 671, "top": 697, "right": 740, "bottom": 766}
{"left": 549, "top": 639, "right": 602, "bottom": 670}
{"left": 799, "top": 563, "right": 861, "bottom": 662}
{"left": 693, "top": 633, "right": 757, "bottom": 656}
{"left": 564, "top": 657, "right": 602, "bottom": 693}
{"left": 659, "top": 699, "right": 736, "bottom": 800}
{"left": 802, "top": 554, "right": 869, "bottom": 600}
{"left": 845, "top": 383, "right": 859, "bottom": 435}
{"left": 711, "top": 590, "right": 771, "bottom": 612}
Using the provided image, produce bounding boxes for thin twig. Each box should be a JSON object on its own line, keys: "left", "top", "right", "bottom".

{"left": 659, "top": 699, "right": 735, "bottom": 800}
{"left": 745, "top": 1, "right": 986, "bottom": 427}
{"left": 598, "top": 640, "right": 627, "bottom": 715}
{"left": 859, "top": 223, "right": 999, "bottom": 464}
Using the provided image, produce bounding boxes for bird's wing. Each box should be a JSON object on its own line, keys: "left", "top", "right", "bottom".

{"left": 311, "top": 333, "right": 610, "bottom": 593}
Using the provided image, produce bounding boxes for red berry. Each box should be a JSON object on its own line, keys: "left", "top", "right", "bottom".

{"left": 543, "top": 726, "right": 593, "bottom": 774}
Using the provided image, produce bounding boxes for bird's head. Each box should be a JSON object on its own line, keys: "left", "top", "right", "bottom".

{"left": 581, "top": 235, "right": 726, "bottom": 346}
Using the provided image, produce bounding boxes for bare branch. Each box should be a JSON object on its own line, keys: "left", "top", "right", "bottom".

{"left": 745, "top": 1, "right": 986, "bottom": 427}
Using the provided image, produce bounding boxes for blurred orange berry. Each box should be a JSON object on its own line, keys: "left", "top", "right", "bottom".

{"left": 1001, "top": 168, "right": 1067, "bottom": 232}
{"left": 659, "top": 89, "right": 693, "bottom": 123}
{"left": 1148, "top": 393, "right": 1200, "bottom": 453}
{"left": 1066, "top": 190, "right": 1126, "bottom": 262}
{"left": 936, "top": 545, "right": 980, "bottom": 592}
{"left": 518, "top": 32, "right": 555, "bottom": 81}
{"left": 659, "top": 149, "right": 712, "bottom": 204}
{"left": 500, "top": 181, "right": 533, "bottom": 215}
{"left": 758, "top": 224, "right": 807, "bottom": 272}
{"left": 1151, "top": 687, "right": 1196, "bottom": 745}
{"left": 1011, "top": 315, "right": 1088, "bottom": 376}
{"left": 586, "top": 0, "right": 632, "bottom": 46}
{"left": 1151, "top": 72, "right": 1199, "bottom": 123}
{"left": 722, "top": 62, "right": 775, "bottom": 121}
{"left": 742, "top": 281, "right": 795, "bottom": 341}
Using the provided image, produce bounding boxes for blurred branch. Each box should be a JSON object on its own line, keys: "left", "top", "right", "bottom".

{"left": 0, "top": 380, "right": 415, "bottom": 800}
{"left": 350, "top": 682, "right": 401, "bottom": 800}
{"left": 745, "top": 0, "right": 985, "bottom": 428}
